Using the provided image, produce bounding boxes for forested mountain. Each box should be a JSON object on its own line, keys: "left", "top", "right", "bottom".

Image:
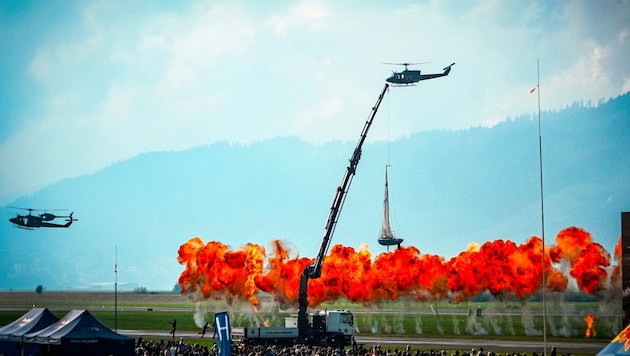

{"left": 1, "top": 93, "right": 628, "bottom": 291}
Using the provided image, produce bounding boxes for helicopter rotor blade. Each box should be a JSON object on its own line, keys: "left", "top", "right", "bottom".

{"left": 383, "top": 61, "right": 431, "bottom": 66}
{"left": 8, "top": 206, "right": 38, "bottom": 211}
{"left": 8, "top": 206, "right": 66, "bottom": 212}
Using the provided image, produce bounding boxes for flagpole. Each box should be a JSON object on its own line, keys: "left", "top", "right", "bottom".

{"left": 115, "top": 245, "right": 118, "bottom": 332}
{"left": 536, "top": 58, "right": 548, "bottom": 355}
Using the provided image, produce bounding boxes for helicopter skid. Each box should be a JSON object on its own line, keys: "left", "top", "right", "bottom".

{"left": 389, "top": 83, "right": 417, "bottom": 87}
{"left": 13, "top": 224, "right": 35, "bottom": 230}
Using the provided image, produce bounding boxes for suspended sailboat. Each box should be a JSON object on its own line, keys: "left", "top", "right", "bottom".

{"left": 378, "top": 165, "right": 404, "bottom": 250}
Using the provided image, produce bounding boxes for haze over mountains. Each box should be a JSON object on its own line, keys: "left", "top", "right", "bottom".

{"left": 1, "top": 93, "right": 628, "bottom": 291}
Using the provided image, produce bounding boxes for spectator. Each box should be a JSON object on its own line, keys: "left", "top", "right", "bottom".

{"left": 168, "top": 319, "right": 177, "bottom": 339}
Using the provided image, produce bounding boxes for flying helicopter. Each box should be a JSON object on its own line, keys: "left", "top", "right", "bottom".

{"left": 8, "top": 207, "right": 76, "bottom": 229}
{"left": 385, "top": 62, "right": 455, "bottom": 86}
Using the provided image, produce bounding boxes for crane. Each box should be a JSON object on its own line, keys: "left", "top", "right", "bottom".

{"left": 297, "top": 83, "right": 390, "bottom": 339}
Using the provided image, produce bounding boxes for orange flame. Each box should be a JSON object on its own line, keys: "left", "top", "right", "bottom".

{"left": 177, "top": 226, "right": 617, "bottom": 307}
{"left": 584, "top": 313, "right": 596, "bottom": 338}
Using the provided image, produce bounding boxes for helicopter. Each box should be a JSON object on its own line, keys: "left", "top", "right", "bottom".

{"left": 8, "top": 207, "right": 76, "bottom": 229}
{"left": 385, "top": 62, "right": 455, "bottom": 86}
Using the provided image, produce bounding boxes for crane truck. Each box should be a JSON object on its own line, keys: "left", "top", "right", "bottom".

{"left": 239, "top": 83, "right": 390, "bottom": 348}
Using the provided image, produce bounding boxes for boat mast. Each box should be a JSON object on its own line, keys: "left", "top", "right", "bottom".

{"left": 381, "top": 165, "right": 394, "bottom": 240}
{"left": 378, "top": 164, "right": 403, "bottom": 250}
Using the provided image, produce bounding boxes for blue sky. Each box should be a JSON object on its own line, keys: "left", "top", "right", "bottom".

{"left": 1, "top": 0, "right": 629, "bottom": 204}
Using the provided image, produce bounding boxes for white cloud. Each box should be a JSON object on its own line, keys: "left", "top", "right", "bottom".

{"left": 264, "top": 1, "right": 334, "bottom": 36}
{"left": 100, "top": 85, "right": 136, "bottom": 130}
{"left": 167, "top": 93, "right": 228, "bottom": 115}
{"left": 160, "top": 4, "right": 257, "bottom": 91}
{"left": 29, "top": 49, "right": 55, "bottom": 81}
{"left": 2, "top": 0, "right": 630, "bottom": 203}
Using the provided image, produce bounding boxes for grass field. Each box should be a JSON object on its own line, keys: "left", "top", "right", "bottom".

{"left": 0, "top": 291, "right": 618, "bottom": 355}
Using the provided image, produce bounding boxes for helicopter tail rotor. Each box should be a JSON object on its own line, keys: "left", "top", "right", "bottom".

{"left": 63, "top": 213, "right": 75, "bottom": 227}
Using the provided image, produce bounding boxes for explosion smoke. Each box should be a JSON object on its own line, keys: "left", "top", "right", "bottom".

{"left": 193, "top": 303, "right": 208, "bottom": 328}
{"left": 177, "top": 226, "right": 622, "bottom": 335}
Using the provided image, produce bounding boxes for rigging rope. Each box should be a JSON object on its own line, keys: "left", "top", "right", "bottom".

{"left": 387, "top": 85, "right": 391, "bottom": 166}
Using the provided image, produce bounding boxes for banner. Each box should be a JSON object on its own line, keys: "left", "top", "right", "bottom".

{"left": 214, "top": 312, "right": 232, "bottom": 356}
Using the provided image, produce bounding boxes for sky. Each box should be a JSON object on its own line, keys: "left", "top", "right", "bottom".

{"left": 1, "top": 0, "right": 629, "bottom": 205}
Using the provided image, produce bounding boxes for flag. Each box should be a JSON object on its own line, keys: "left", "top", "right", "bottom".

{"left": 215, "top": 312, "right": 231, "bottom": 356}
{"left": 530, "top": 84, "right": 538, "bottom": 93}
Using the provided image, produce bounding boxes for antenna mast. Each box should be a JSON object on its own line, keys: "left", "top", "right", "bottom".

{"left": 536, "top": 58, "right": 547, "bottom": 356}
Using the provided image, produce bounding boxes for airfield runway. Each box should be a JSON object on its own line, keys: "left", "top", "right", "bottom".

{"left": 119, "top": 329, "right": 608, "bottom": 355}
{"left": 0, "top": 292, "right": 611, "bottom": 354}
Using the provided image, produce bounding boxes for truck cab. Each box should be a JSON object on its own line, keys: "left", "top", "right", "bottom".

{"left": 310, "top": 310, "right": 354, "bottom": 346}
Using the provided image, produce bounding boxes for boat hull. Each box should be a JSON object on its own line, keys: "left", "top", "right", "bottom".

{"left": 378, "top": 237, "right": 404, "bottom": 247}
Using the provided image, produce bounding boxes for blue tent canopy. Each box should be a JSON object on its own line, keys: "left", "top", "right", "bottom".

{"left": 0, "top": 307, "right": 60, "bottom": 356}
{"left": 0, "top": 307, "right": 59, "bottom": 340}
{"left": 24, "top": 309, "right": 134, "bottom": 356}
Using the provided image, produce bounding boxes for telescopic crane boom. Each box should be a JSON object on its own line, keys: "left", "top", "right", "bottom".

{"left": 297, "top": 83, "right": 390, "bottom": 337}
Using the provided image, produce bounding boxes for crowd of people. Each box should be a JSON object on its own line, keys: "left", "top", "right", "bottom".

{"left": 134, "top": 337, "right": 210, "bottom": 356}
{"left": 133, "top": 338, "right": 563, "bottom": 356}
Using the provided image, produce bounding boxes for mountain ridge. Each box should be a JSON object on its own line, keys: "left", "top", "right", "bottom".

{"left": 1, "top": 93, "right": 628, "bottom": 291}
